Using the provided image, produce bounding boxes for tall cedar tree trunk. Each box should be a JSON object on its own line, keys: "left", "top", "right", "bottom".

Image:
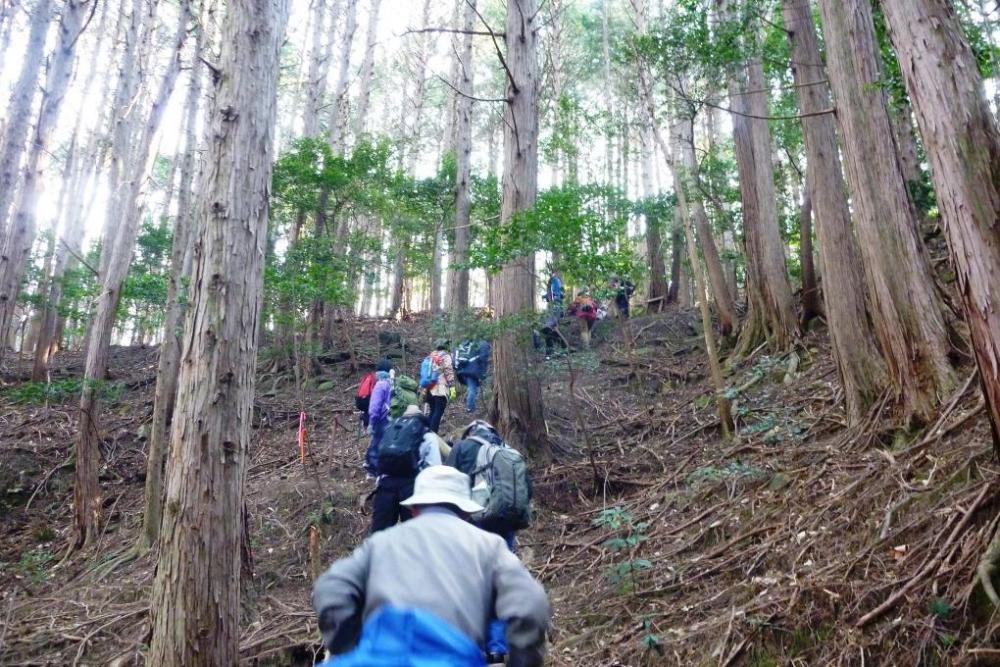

{"left": 34, "top": 0, "right": 119, "bottom": 379}
{"left": 891, "top": 100, "right": 924, "bottom": 189}
{"left": 351, "top": 0, "right": 381, "bottom": 138}
{"left": 490, "top": 0, "right": 548, "bottom": 459}
{"left": 670, "top": 112, "right": 736, "bottom": 333}
{"left": 818, "top": 0, "right": 957, "bottom": 424}
{"left": 73, "top": 0, "right": 190, "bottom": 549}
{"left": 0, "top": 0, "right": 51, "bottom": 237}
{"left": 727, "top": 49, "right": 799, "bottom": 353}
{"left": 881, "top": 0, "right": 1000, "bottom": 444}
{"left": 0, "top": 0, "right": 60, "bottom": 353}
{"left": 797, "top": 183, "right": 821, "bottom": 326}
{"left": 667, "top": 223, "right": 683, "bottom": 304}
{"left": 783, "top": 0, "right": 886, "bottom": 424}
{"left": 139, "top": 20, "right": 205, "bottom": 553}
{"left": 642, "top": 125, "right": 668, "bottom": 311}
{"left": 147, "top": 0, "right": 288, "bottom": 661}
{"left": 388, "top": 0, "right": 432, "bottom": 318}
{"left": 448, "top": 0, "right": 476, "bottom": 315}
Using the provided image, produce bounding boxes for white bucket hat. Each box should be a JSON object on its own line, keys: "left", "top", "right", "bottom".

{"left": 400, "top": 466, "right": 483, "bottom": 514}
{"left": 402, "top": 404, "right": 423, "bottom": 418}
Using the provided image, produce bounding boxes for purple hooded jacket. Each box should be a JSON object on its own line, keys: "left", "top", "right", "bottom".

{"left": 368, "top": 371, "right": 392, "bottom": 423}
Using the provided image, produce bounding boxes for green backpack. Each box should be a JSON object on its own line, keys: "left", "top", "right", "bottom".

{"left": 390, "top": 374, "right": 421, "bottom": 418}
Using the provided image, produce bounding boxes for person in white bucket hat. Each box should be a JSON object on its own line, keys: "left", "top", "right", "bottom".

{"left": 313, "top": 466, "right": 550, "bottom": 667}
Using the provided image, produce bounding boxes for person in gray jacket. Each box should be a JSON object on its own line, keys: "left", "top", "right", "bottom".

{"left": 312, "top": 466, "right": 551, "bottom": 666}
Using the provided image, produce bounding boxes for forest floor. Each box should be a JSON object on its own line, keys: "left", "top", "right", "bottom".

{"left": 0, "top": 308, "right": 999, "bottom": 666}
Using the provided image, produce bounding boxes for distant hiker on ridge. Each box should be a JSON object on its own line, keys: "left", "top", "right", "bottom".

{"left": 420, "top": 339, "right": 456, "bottom": 433}
{"left": 313, "top": 465, "right": 551, "bottom": 666}
{"left": 568, "top": 289, "right": 599, "bottom": 349}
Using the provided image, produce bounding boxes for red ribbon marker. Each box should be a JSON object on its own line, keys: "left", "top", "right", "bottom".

{"left": 298, "top": 411, "right": 307, "bottom": 464}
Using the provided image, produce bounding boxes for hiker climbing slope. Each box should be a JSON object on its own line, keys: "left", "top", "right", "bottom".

{"left": 370, "top": 404, "right": 441, "bottom": 534}
{"left": 455, "top": 338, "right": 491, "bottom": 413}
{"left": 313, "top": 466, "right": 551, "bottom": 666}
{"left": 568, "top": 289, "right": 599, "bottom": 349}
{"left": 364, "top": 359, "right": 394, "bottom": 475}
{"left": 421, "top": 339, "right": 457, "bottom": 433}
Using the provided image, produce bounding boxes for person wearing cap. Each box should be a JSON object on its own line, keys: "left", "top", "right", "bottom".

{"left": 363, "top": 358, "right": 394, "bottom": 476}
{"left": 425, "top": 339, "right": 457, "bottom": 434}
{"left": 369, "top": 403, "right": 440, "bottom": 534}
{"left": 313, "top": 466, "right": 551, "bottom": 666}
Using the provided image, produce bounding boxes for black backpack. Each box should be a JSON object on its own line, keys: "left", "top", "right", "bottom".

{"left": 378, "top": 416, "right": 427, "bottom": 477}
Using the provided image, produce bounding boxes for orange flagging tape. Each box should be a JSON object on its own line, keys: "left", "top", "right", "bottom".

{"left": 298, "top": 411, "right": 307, "bottom": 464}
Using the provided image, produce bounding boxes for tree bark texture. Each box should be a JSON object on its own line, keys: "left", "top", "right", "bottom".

{"left": 140, "top": 20, "right": 206, "bottom": 553}
{"left": 818, "top": 0, "right": 957, "bottom": 424}
{"left": 642, "top": 124, "right": 668, "bottom": 311}
{"left": 728, "top": 54, "right": 799, "bottom": 352}
{"left": 490, "top": 0, "right": 548, "bottom": 459}
{"left": 301, "top": 0, "right": 331, "bottom": 137}
{"left": 447, "top": 0, "right": 476, "bottom": 315}
{"left": 74, "top": 0, "right": 190, "bottom": 549}
{"left": 882, "top": 0, "right": 1000, "bottom": 443}
{"left": 147, "top": 0, "right": 288, "bottom": 663}
{"left": 783, "top": 0, "right": 886, "bottom": 423}
{"left": 328, "top": 0, "right": 358, "bottom": 155}
{"left": 0, "top": 0, "right": 51, "bottom": 237}
{"left": 797, "top": 183, "right": 821, "bottom": 326}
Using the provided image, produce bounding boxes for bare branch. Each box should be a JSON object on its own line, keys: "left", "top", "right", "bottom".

{"left": 401, "top": 27, "right": 502, "bottom": 38}
{"left": 59, "top": 237, "right": 99, "bottom": 277}
{"left": 466, "top": 0, "right": 518, "bottom": 95}
{"left": 435, "top": 74, "right": 508, "bottom": 104}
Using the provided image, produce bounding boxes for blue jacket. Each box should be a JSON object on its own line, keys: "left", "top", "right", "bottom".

{"left": 455, "top": 340, "right": 491, "bottom": 381}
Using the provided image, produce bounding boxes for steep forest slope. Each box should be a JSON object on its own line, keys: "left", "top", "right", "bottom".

{"left": 0, "top": 311, "right": 997, "bottom": 665}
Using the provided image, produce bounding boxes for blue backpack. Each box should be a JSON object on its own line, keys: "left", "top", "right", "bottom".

{"left": 419, "top": 354, "right": 440, "bottom": 389}
{"left": 317, "top": 606, "right": 485, "bottom": 667}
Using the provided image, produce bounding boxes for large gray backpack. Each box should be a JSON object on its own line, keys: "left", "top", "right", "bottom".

{"left": 468, "top": 436, "right": 532, "bottom": 531}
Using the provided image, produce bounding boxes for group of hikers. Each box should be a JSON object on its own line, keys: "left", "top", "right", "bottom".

{"left": 536, "top": 270, "right": 635, "bottom": 356}
{"left": 314, "top": 271, "right": 634, "bottom": 664}
{"left": 329, "top": 338, "right": 540, "bottom": 664}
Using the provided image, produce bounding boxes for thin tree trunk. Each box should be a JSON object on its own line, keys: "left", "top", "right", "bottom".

{"left": 881, "top": 0, "right": 1000, "bottom": 444}
{"left": 491, "top": 0, "right": 548, "bottom": 459}
{"left": 327, "top": 0, "right": 358, "bottom": 155}
{"left": 73, "top": 0, "right": 191, "bottom": 549}
{"left": 668, "top": 219, "right": 683, "bottom": 304}
{"left": 726, "top": 46, "right": 798, "bottom": 352}
{"left": 139, "top": 16, "right": 205, "bottom": 554}
{"left": 818, "top": 0, "right": 957, "bottom": 424}
{"left": 448, "top": 0, "right": 476, "bottom": 316}
{"left": 429, "top": 223, "right": 443, "bottom": 313}
{"left": 797, "top": 182, "right": 821, "bottom": 326}
{"left": 783, "top": 0, "right": 886, "bottom": 423}
{"left": 301, "top": 0, "right": 331, "bottom": 137}
{"left": 147, "top": 0, "right": 288, "bottom": 661}
{"left": 641, "top": 124, "right": 668, "bottom": 311}
{"left": 670, "top": 112, "right": 736, "bottom": 334}
{"left": 0, "top": 0, "right": 51, "bottom": 236}
{"left": 351, "top": 0, "right": 381, "bottom": 138}
{"left": 891, "top": 100, "right": 923, "bottom": 189}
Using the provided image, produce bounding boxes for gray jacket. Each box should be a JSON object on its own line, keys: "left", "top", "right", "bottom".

{"left": 313, "top": 507, "right": 551, "bottom": 666}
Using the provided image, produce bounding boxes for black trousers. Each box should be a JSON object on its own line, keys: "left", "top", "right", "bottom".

{"left": 370, "top": 476, "right": 415, "bottom": 533}
{"left": 427, "top": 395, "right": 448, "bottom": 433}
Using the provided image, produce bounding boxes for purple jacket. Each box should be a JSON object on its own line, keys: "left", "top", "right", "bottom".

{"left": 368, "top": 372, "right": 391, "bottom": 423}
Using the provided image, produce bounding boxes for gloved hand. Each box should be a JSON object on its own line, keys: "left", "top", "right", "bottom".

{"left": 449, "top": 386, "right": 457, "bottom": 400}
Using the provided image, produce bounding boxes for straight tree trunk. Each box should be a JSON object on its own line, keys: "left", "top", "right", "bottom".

{"left": 73, "top": 0, "right": 190, "bottom": 549}
{"left": 641, "top": 124, "right": 668, "bottom": 311}
{"left": 881, "top": 0, "right": 1000, "bottom": 443}
{"left": 0, "top": 0, "right": 51, "bottom": 236}
{"left": 668, "top": 221, "right": 683, "bottom": 304}
{"left": 429, "top": 223, "right": 443, "bottom": 313}
{"left": 328, "top": 0, "right": 358, "bottom": 155}
{"left": 351, "top": 0, "right": 381, "bottom": 138}
{"left": 670, "top": 112, "right": 736, "bottom": 333}
{"left": 447, "top": 0, "right": 476, "bottom": 315}
{"left": 490, "top": 0, "right": 548, "bottom": 459}
{"left": 783, "top": 0, "right": 886, "bottom": 424}
{"left": 301, "top": 0, "right": 331, "bottom": 137}
{"left": 725, "top": 43, "right": 798, "bottom": 352}
{"left": 891, "top": 100, "right": 923, "bottom": 189}
{"left": 797, "top": 183, "right": 821, "bottom": 326}
{"left": 818, "top": 0, "right": 957, "bottom": 424}
{"left": 139, "top": 18, "right": 205, "bottom": 554}
{"left": 147, "top": 0, "right": 288, "bottom": 661}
